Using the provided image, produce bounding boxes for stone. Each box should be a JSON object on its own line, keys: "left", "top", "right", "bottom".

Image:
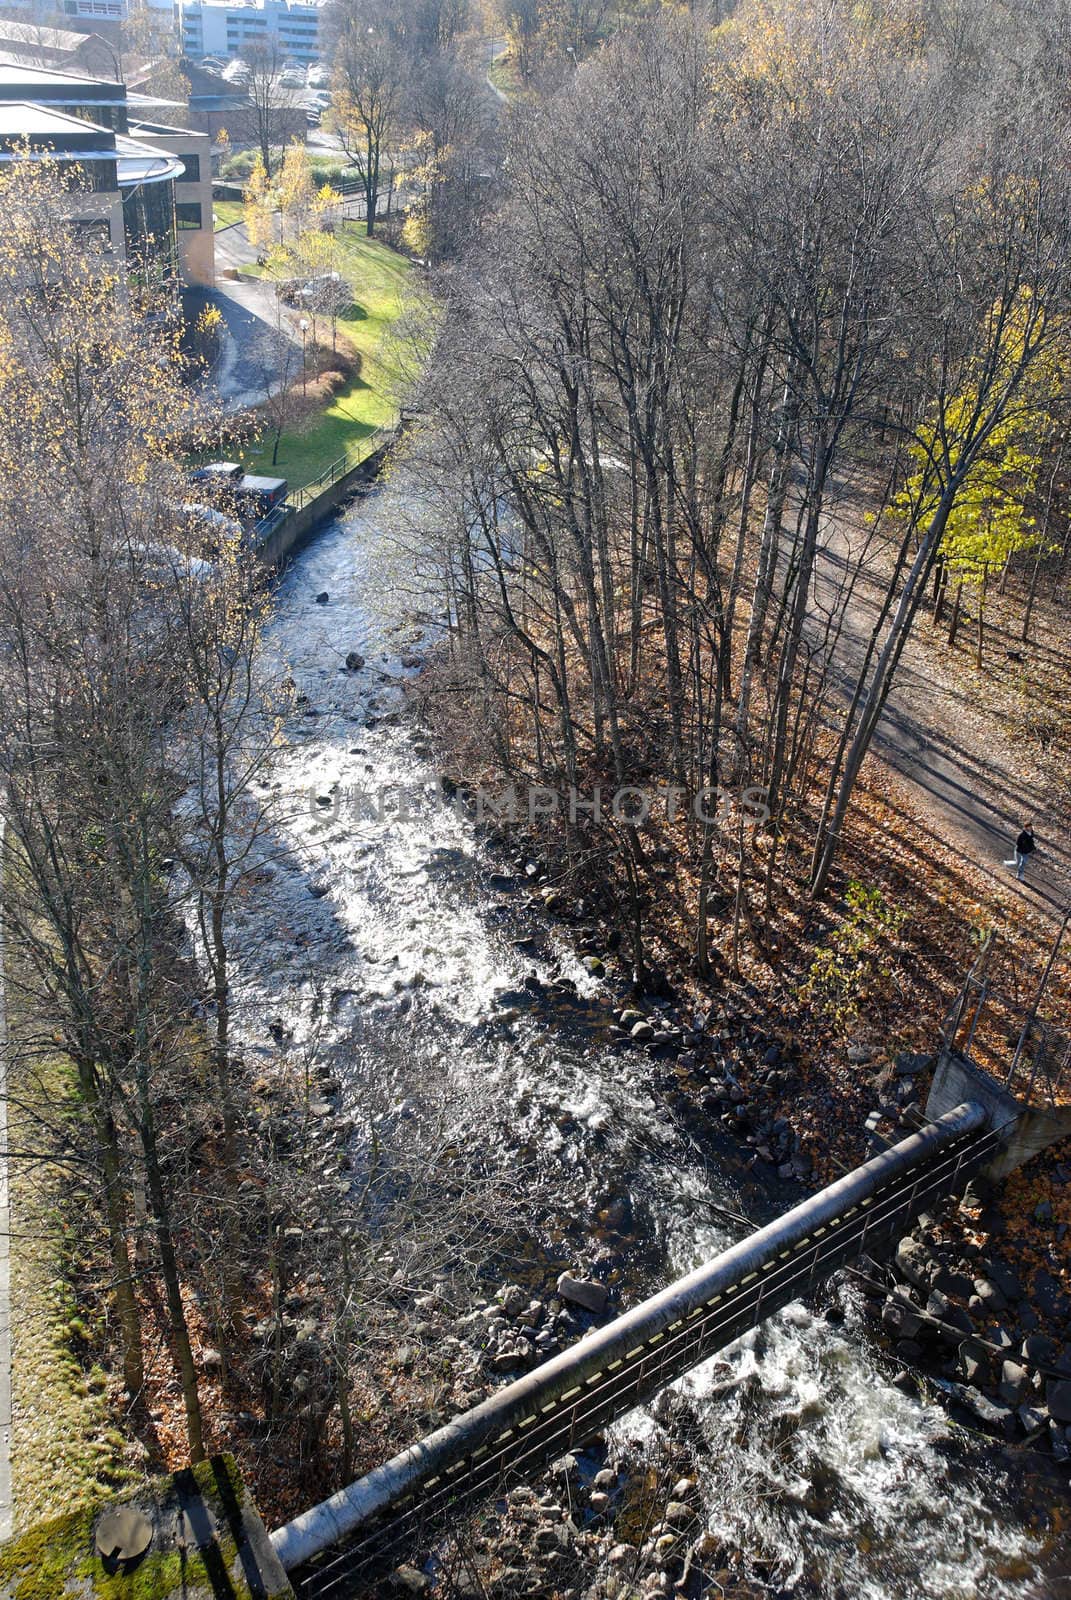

{"left": 1045, "top": 1379, "right": 1071, "bottom": 1423}
{"left": 891, "top": 1369, "right": 918, "bottom": 1397}
{"left": 589, "top": 1492, "right": 611, "bottom": 1514}
{"left": 954, "top": 1337, "right": 992, "bottom": 1388}
{"left": 972, "top": 1277, "right": 1007, "bottom": 1312}
{"left": 630, "top": 1021, "right": 655, "bottom": 1042}
{"left": 663, "top": 1502, "right": 697, "bottom": 1528}
{"left": 390, "top": 1567, "right": 430, "bottom": 1595}
{"left": 556, "top": 1273, "right": 608, "bottom": 1316}
{"left": 983, "top": 1260, "right": 1023, "bottom": 1303}
{"left": 959, "top": 1385, "right": 1016, "bottom": 1434}
{"left": 499, "top": 1284, "right": 527, "bottom": 1318}
{"left": 895, "top": 1051, "right": 934, "bottom": 1077}
{"left": 314, "top": 591, "right": 329, "bottom": 604}
{"left": 895, "top": 1237, "right": 935, "bottom": 1289}
{"left": 200, "top": 1348, "right": 223, "bottom": 1372}
{"left": 882, "top": 1295, "right": 922, "bottom": 1340}
{"left": 345, "top": 651, "right": 365, "bottom": 670}
{"left": 1017, "top": 1404, "right": 1049, "bottom": 1437}
{"left": 1023, "top": 1333, "right": 1058, "bottom": 1367}
{"left": 583, "top": 956, "right": 606, "bottom": 977}
{"left": 998, "top": 1361, "right": 1030, "bottom": 1406}
{"left": 847, "top": 1043, "right": 879, "bottom": 1064}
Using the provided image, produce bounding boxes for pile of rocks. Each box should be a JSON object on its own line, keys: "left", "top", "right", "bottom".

{"left": 457, "top": 1273, "right": 612, "bottom": 1380}
{"left": 869, "top": 1219, "right": 1071, "bottom": 1458}
{"left": 388, "top": 1434, "right": 774, "bottom": 1600}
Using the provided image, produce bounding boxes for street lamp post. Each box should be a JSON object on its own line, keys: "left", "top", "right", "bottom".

{"left": 299, "top": 317, "right": 309, "bottom": 397}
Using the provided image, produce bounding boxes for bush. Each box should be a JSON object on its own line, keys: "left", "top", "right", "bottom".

{"left": 801, "top": 881, "right": 909, "bottom": 1025}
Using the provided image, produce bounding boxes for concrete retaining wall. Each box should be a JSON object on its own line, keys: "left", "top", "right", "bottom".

{"left": 925, "top": 1050, "right": 1071, "bottom": 1180}
{"left": 0, "top": 1456, "right": 293, "bottom": 1599}
{"left": 255, "top": 433, "right": 397, "bottom": 572}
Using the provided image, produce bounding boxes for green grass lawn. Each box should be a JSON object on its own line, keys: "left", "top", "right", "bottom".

{"left": 242, "top": 226, "right": 414, "bottom": 488}
{"left": 488, "top": 49, "right": 524, "bottom": 98}
{"left": 212, "top": 200, "right": 246, "bottom": 232}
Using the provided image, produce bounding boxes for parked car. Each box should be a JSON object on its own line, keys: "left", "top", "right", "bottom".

{"left": 274, "top": 270, "right": 345, "bottom": 309}
{"left": 188, "top": 463, "right": 288, "bottom": 525}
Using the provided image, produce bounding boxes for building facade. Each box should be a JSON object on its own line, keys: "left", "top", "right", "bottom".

{"left": 0, "top": 63, "right": 214, "bottom": 288}
{"left": 180, "top": 0, "right": 320, "bottom": 65}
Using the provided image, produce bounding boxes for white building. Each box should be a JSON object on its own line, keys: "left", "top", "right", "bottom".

{"left": 180, "top": 0, "right": 321, "bottom": 65}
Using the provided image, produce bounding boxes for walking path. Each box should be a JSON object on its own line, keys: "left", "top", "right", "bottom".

{"left": 814, "top": 489, "right": 1070, "bottom": 920}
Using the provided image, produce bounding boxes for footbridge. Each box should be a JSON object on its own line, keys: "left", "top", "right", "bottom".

{"left": 271, "top": 1096, "right": 1011, "bottom": 1598}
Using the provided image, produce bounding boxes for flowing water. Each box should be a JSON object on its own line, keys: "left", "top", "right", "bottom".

{"left": 228, "top": 483, "right": 1070, "bottom": 1600}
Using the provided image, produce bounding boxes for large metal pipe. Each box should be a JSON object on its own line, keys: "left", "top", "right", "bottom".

{"left": 271, "top": 1098, "right": 986, "bottom": 1573}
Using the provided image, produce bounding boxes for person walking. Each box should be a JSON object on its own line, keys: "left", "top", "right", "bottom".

{"left": 1005, "top": 823, "right": 1037, "bottom": 881}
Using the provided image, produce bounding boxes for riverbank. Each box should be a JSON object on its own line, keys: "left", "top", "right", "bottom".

{"left": 403, "top": 657, "right": 1071, "bottom": 1492}
{"left": 239, "top": 227, "right": 415, "bottom": 487}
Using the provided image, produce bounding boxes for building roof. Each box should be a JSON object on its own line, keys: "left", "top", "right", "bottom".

{"left": 0, "top": 60, "right": 122, "bottom": 94}
{"left": 0, "top": 19, "right": 109, "bottom": 53}
{"left": 0, "top": 99, "right": 112, "bottom": 139}
{"left": 0, "top": 101, "right": 184, "bottom": 184}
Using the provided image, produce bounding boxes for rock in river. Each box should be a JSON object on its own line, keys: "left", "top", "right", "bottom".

{"left": 556, "top": 1272, "right": 608, "bottom": 1316}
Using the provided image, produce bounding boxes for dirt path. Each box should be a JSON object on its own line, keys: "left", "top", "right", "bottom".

{"left": 813, "top": 485, "right": 1070, "bottom": 920}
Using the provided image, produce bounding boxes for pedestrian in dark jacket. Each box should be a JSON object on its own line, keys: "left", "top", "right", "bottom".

{"left": 1005, "top": 823, "right": 1037, "bottom": 881}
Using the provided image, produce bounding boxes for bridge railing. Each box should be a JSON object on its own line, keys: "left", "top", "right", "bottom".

{"left": 272, "top": 1099, "right": 999, "bottom": 1596}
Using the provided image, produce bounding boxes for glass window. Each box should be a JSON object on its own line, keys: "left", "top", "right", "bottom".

{"left": 179, "top": 153, "right": 201, "bottom": 183}
{"left": 176, "top": 201, "right": 203, "bottom": 229}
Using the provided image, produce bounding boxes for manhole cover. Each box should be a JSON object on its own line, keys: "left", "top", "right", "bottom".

{"left": 95, "top": 1506, "right": 153, "bottom": 1566}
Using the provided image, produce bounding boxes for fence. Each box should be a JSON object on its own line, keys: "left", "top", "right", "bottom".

{"left": 943, "top": 914, "right": 1071, "bottom": 1105}
{"left": 252, "top": 430, "right": 391, "bottom": 545}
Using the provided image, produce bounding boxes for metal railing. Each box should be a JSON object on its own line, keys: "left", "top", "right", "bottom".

{"left": 943, "top": 915, "right": 1071, "bottom": 1106}
{"left": 251, "top": 430, "right": 395, "bottom": 549}
{"left": 273, "top": 1099, "right": 998, "bottom": 1597}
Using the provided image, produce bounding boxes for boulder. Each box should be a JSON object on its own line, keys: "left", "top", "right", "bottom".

{"left": 498, "top": 1284, "right": 527, "bottom": 1318}
{"left": 983, "top": 1260, "right": 1024, "bottom": 1303}
{"left": 895, "top": 1237, "right": 935, "bottom": 1289}
{"left": 959, "top": 1385, "right": 1016, "bottom": 1435}
{"left": 895, "top": 1051, "right": 935, "bottom": 1078}
{"left": 1017, "top": 1404, "right": 1049, "bottom": 1438}
{"left": 972, "top": 1277, "right": 1007, "bottom": 1312}
{"left": 1023, "top": 1333, "right": 1059, "bottom": 1367}
{"left": 630, "top": 1020, "right": 655, "bottom": 1042}
{"left": 663, "top": 1501, "right": 697, "bottom": 1528}
{"left": 998, "top": 1360, "right": 1030, "bottom": 1406}
{"left": 345, "top": 651, "right": 365, "bottom": 671}
{"left": 556, "top": 1272, "right": 609, "bottom": 1316}
{"left": 389, "top": 1566, "right": 430, "bottom": 1595}
{"left": 882, "top": 1295, "right": 922, "bottom": 1341}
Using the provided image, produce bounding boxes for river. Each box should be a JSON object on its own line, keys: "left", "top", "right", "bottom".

{"left": 229, "top": 483, "right": 1069, "bottom": 1600}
